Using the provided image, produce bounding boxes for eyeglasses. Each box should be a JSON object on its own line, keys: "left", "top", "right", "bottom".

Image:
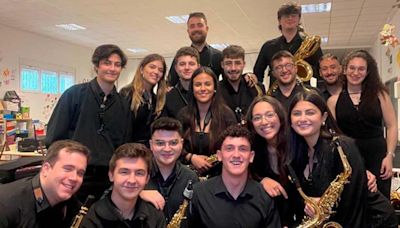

{"left": 252, "top": 112, "right": 277, "bottom": 123}
{"left": 152, "top": 139, "right": 181, "bottom": 147}
{"left": 347, "top": 65, "right": 367, "bottom": 74}
{"left": 273, "top": 63, "right": 295, "bottom": 72}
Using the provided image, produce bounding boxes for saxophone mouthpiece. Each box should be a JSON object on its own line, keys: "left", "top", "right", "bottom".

{"left": 287, "top": 164, "right": 301, "bottom": 189}
{"left": 183, "top": 180, "right": 194, "bottom": 200}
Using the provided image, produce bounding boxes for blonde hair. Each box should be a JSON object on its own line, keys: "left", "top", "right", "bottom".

{"left": 130, "top": 54, "right": 167, "bottom": 117}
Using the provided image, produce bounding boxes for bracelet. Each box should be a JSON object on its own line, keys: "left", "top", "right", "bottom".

{"left": 387, "top": 152, "right": 396, "bottom": 158}
{"left": 187, "top": 153, "right": 193, "bottom": 162}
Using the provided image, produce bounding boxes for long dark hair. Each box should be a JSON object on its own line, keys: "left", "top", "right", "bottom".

{"left": 342, "top": 50, "right": 388, "bottom": 103}
{"left": 180, "top": 66, "right": 231, "bottom": 153}
{"left": 246, "top": 96, "right": 289, "bottom": 183}
{"left": 288, "top": 90, "right": 342, "bottom": 172}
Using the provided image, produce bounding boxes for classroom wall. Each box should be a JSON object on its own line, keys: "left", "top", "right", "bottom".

{"left": 0, "top": 24, "right": 93, "bottom": 123}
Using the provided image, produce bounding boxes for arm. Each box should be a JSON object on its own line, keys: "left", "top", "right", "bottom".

{"left": 253, "top": 43, "right": 269, "bottom": 83}
{"left": 260, "top": 177, "right": 288, "bottom": 199}
{"left": 139, "top": 190, "right": 165, "bottom": 210}
{"left": 167, "top": 58, "right": 179, "bottom": 86}
{"left": 379, "top": 92, "right": 397, "bottom": 180}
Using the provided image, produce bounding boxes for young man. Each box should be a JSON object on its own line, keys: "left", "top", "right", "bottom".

{"left": 168, "top": 12, "right": 223, "bottom": 86}
{"left": 0, "top": 140, "right": 89, "bottom": 227}
{"left": 319, "top": 53, "right": 343, "bottom": 100}
{"left": 218, "top": 45, "right": 265, "bottom": 124}
{"left": 80, "top": 143, "right": 165, "bottom": 228}
{"left": 269, "top": 50, "right": 310, "bottom": 109}
{"left": 140, "top": 117, "right": 199, "bottom": 226}
{"left": 253, "top": 2, "right": 323, "bottom": 87}
{"left": 189, "top": 125, "right": 281, "bottom": 227}
{"left": 163, "top": 47, "right": 200, "bottom": 118}
{"left": 45, "top": 44, "right": 132, "bottom": 200}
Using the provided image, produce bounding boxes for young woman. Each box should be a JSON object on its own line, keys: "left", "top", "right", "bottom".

{"left": 120, "top": 54, "right": 168, "bottom": 146}
{"left": 178, "top": 66, "right": 236, "bottom": 176}
{"left": 246, "top": 95, "right": 295, "bottom": 227}
{"left": 290, "top": 90, "right": 396, "bottom": 227}
{"left": 327, "top": 50, "right": 397, "bottom": 199}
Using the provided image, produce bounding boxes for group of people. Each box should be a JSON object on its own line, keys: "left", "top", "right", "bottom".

{"left": 0, "top": 1, "right": 399, "bottom": 228}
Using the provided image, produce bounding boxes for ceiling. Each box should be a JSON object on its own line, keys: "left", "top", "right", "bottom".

{"left": 0, "top": 0, "right": 399, "bottom": 59}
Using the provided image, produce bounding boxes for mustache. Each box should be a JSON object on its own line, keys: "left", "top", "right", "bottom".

{"left": 227, "top": 70, "right": 241, "bottom": 74}
{"left": 191, "top": 31, "right": 203, "bottom": 36}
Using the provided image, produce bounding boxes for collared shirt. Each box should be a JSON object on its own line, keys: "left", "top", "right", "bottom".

{"left": 168, "top": 44, "right": 223, "bottom": 86}
{"left": 218, "top": 77, "right": 265, "bottom": 123}
{"left": 162, "top": 82, "right": 191, "bottom": 118}
{"left": 269, "top": 82, "right": 310, "bottom": 110}
{"left": 253, "top": 32, "right": 323, "bottom": 86}
{"left": 45, "top": 78, "right": 132, "bottom": 166}
{"left": 80, "top": 193, "right": 166, "bottom": 228}
{"left": 145, "top": 159, "right": 199, "bottom": 226}
{"left": 0, "top": 175, "right": 80, "bottom": 228}
{"left": 189, "top": 175, "right": 281, "bottom": 228}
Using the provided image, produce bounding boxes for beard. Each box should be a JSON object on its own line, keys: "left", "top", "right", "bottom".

{"left": 190, "top": 31, "right": 207, "bottom": 45}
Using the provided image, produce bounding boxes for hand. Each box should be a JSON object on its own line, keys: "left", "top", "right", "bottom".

{"left": 366, "top": 170, "right": 378, "bottom": 192}
{"left": 260, "top": 177, "right": 288, "bottom": 199}
{"left": 166, "top": 86, "right": 173, "bottom": 92}
{"left": 244, "top": 73, "right": 258, "bottom": 88}
{"left": 191, "top": 154, "right": 213, "bottom": 174}
{"left": 139, "top": 190, "right": 165, "bottom": 210}
{"left": 304, "top": 197, "right": 320, "bottom": 218}
{"left": 380, "top": 155, "right": 393, "bottom": 180}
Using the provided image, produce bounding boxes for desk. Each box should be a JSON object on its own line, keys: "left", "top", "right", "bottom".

{"left": 1, "top": 149, "right": 45, "bottom": 161}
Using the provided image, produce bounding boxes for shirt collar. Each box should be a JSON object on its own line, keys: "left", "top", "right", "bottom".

{"left": 150, "top": 158, "right": 181, "bottom": 181}
{"left": 221, "top": 76, "right": 246, "bottom": 94}
{"left": 213, "top": 175, "right": 253, "bottom": 200}
{"left": 279, "top": 32, "right": 302, "bottom": 44}
{"left": 90, "top": 78, "right": 118, "bottom": 99}
{"left": 31, "top": 174, "right": 51, "bottom": 213}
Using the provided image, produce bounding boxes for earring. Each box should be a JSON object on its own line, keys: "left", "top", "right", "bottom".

{"left": 322, "top": 121, "right": 326, "bottom": 126}
{"left": 214, "top": 90, "right": 217, "bottom": 93}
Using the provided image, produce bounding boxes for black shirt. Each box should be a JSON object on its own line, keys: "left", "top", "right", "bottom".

{"left": 0, "top": 175, "right": 80, "bottom": 228}
{"left": 162, "top": 82, "right": 191, "bottom": 118}
{"left": 253, "top": 32, "right": 323, "bottom": 87}
{"left": 168, "top": 44, "right": 223, "bottom": 86}
{"left": 189, "top": 175, "right": 281, "bottom": 228}
{"left": 269, "top": 82, "right": 310, "bottom": 110}
{"left": 45, "top": 78, "right": 132, "bottom": 166}
{"left": 80, "top": 193, "right": 166, "bottom": 228}
{"left": 218, "top": 77, "right": 265, "bottom": 123}
{"left": 145, "top": 159, "right": 199, "bottom": 226}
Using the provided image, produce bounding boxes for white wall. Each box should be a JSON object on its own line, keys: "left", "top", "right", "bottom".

{"left": 0, "top": 24, "right": 93, "bottom": 123}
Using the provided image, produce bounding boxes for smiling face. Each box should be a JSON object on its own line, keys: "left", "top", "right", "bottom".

{"left": 345, "top": 57, "right": 367, "bottom": 87}
{"left": 272, "top": 57, "right": 297, "bottom": 86}
{"left": 40, "top": 149, "right": 87, "bottom": 206}
{"left": 217, "top": 136, "right": 254, "bottom": 178}
{"left": 141, "top": 60, "right": 164, "bottom": 88}
{"left": 175, "top": 55, "right": 200, "bottom": 81}
{"left": 222, "top": 57, "right": 245, "bottom": 83}
{"left": 187, "top": 16, "right": 208, "bottom": 45}
{"left": 150, "top": 130, "right": 183, "bottom": 169}
{"left": 290, "top": 100, "right": 327, "bottom": 146}
{"left": 96, "top": 53, "right": 123, "bottom": 85}
{"left": 251, "top": 101, "right": 280, "bottom": 143}
{"left": 320, "top": 57, "right": 342, "bottom": 86}
{"left": 109, "top": 157, "right": 149, "bottom": 204}
{"left": 192, "top": 72, "right": 215, "bottom": 104}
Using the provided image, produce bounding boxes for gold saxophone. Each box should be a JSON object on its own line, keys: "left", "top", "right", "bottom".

{"left": 267, "top": 29, "right": 321, "bottom": 96}
{"left": 167, "top": 180, "right": 194, "bottom": 228}
{"left": 289, "top": 137, "right": 352, "bottom": 228}
{"left": 70, "top": 195, "right": 96, "bottom": 228}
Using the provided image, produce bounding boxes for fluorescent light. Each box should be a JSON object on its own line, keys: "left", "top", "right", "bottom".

{"left": 55, "top": 23, "right": 86, "bottom": 31}
{"left": 165, "top": 15, "right": 189, "bottom": 24}
{"left": 301, "top": 2, "right": 331, "bottom": 14}
{"left": 210, "top": 43, "right": 230, "bottom": 50}
{"left": 127, "top": 48, "right": 148, "bottom": 53}
{"left": 321, "top": 37, "right": 328, "bottom": 43}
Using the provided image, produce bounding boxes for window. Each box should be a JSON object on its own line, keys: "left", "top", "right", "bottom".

{"left": 20, "top": 66, "right": 75, "bottom": 94}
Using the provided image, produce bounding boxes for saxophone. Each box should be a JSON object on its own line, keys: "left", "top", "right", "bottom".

{"left": 288, "top": 137, "right": 352, "bottom": 228}
{"left": 70, "top": 195, "right": 96, "bottom": 228}
{"left": 167, "top": 180, "right": 194, "bottom": 228}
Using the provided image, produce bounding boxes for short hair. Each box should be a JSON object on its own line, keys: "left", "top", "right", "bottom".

{"left": 319, "top": 53, "right": 340, "bottom": 64}
{"left": 91, "top": 44, "right": 128, "bottom": 68}
{"left": 44, "top": 140, "right": 90, "bottom": 166}
{"left": 278, "top": 2, "right": 302, "bottom": 19}
{"left": 188, "top": 12, "right": 207, "bottom": 24}
{"left": 174, "top": 46, "right": 200, "bottom": 65}
{"left": 222, "top": 45, "right": 245, "bottom": 60}
{"left": 151, "top": 117, "right": 183, "bottom": 137}
{"left": 109, "top": 143, "right": 152, "bottom": 173}
{"left": 215, "top": 125, "right": 253, "bottom": 151}
{"left": 271, "top": 50, "right": 295, "bottom": 67}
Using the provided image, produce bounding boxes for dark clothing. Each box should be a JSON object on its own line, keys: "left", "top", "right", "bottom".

{"left": 168, "top": 44, "right": 223, "bottom": 86}
{"left": 189, "top": 175, "right": 281, "bottom": 228}
{"left": 80, "top": 194, "right": 166, "bottom": 228}
{"left": 145, "top": 160, "right": 199, "bottom": 226}
{"left": 162, "top": 82, "right": 191, "bottom": 118}
{"left": 46, "top": 78, "right": 132, "bottom": 166}
{"left": 120, "top": 86, "right": 158, "bottom": 146}
{"left": 253, "top": 32, "right": 323, "bottom": 87}
{"left": 218, "top": 77, "right": 265, "bottom": 123}
{"left": 321, "top": 86, "right": 332, "bottom": 101}
{"left": 269, "top": 82, "right": 311, "bottom": 110}
{"left": 0, "top": 175, "right": 81, "bottom": 228}
{"left": 251, "top": 136, "right": 295, "bottom": 227}
{"left": 336, "top": 89, "right": 391, "bottom": 198}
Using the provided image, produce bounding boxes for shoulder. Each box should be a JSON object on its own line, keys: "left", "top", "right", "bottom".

{"left": 261, "top": 36, "right": 281, "bottom": 48}
{"left": 137, "top": 199, "right": 165, "bottom": 225}
{"left": 327, "top": 94, "right": 339, "bottom": 107}
{"left": 178, "top": 162, "right": 200, "bottom": 182}
{"left": 119, "top": 85, "right": 133, "bottom": 98}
